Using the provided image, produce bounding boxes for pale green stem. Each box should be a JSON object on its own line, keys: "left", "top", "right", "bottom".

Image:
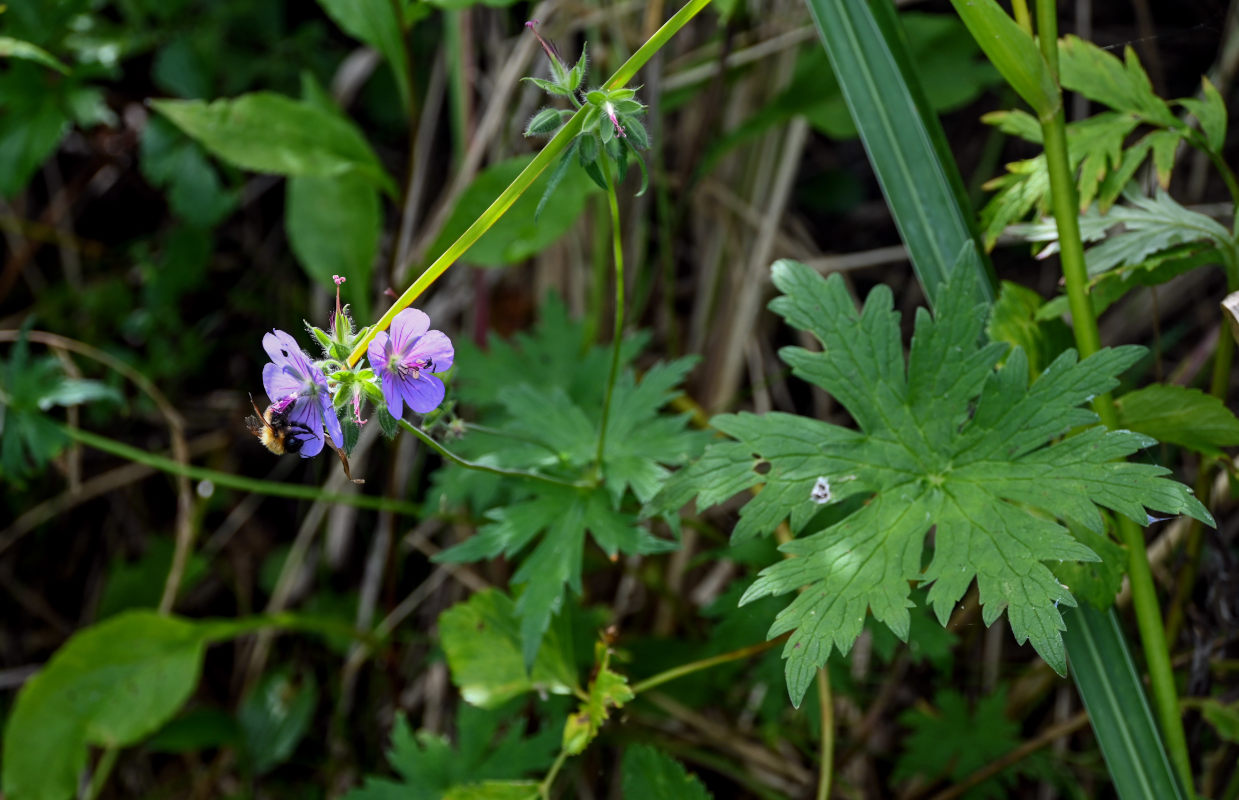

{"left": 344, "top": 0, "right": 713, "bottom": 369}
{"left": 630, "top": 636, "right": 784, "bottom": 695}
{"left": 594, "top": 154, "right": 625, "bottom": 472}
{"left": 539, "top": 749, "right": 571, "bottom": 799}
{"left": 399, "top": 419, "right": 592, "bottom": 489}
{"left": 816, "top": 667, "right": 834, "bottom": 800}
{"left": 85, "top": 747, "right": 119, "bottom": 800}
{"left": 1034, "top": 1, "right": 1194, "bottom": 791}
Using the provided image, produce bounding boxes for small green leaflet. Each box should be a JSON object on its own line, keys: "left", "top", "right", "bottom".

{"left": 562, "top": 641, "right": 633, "bottom": 755}
{"left": 650, "top": 260, "right": 1212, "bottom": 706}
{"left": 621, "top": 745, "right": 713, "bottom": 800}
{"left": 341, "top": 705, "right": 558, "bottom": 800}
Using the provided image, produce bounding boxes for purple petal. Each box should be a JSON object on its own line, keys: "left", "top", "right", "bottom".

{"left": 389, "top": 309, "right": 430, "bottom": 356}
{"left": 400, "top": 374, "right": 445, "bottom": 414}
{"left": 321, "top": 395, "right": 343, "bottom": 449}
{"left": 412, "top": 330, "right": 454, "bottom": 373}
{"left": 263, "top": 362, "right": 300, "bottom": 401}
{"left": 380, "top": 371, "right": 405, "bottom": 420}
{"left": 263, "top": 330, "right": 309, "bottom": 372}
{"left": 367, "top": 331, "right": 391, "bottom": 372}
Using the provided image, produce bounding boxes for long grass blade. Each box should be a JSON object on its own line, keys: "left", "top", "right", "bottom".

{"left": 801, "top": 0, "right": 993, "bottom": 307}
{"left": 1063, "top": 605, "right": 1189, "bottom": 800}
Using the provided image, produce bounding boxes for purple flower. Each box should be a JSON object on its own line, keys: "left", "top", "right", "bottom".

{"left": 261, "top": 329, "right": 342, "bottom": 458}
{"left": 368, "top": 308, "right": 454, "bottom": 419}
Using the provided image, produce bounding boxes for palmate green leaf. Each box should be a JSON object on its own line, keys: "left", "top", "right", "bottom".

{"left": 438, "top": 588, "right": 578, "bottom": 709}
{"left": 151, "top": 93, "right": 395, "bottom": 194}
{"left": 893, "top": 689, "right": 1029, "bottom": 797}
{"left": 342, "top": 705, "right": 557, "bottom": 800}
{"left": 443, "top": 783, "right": 540, "bottom": 800}
{"left": 433, "top": 311, "right": 704, "bottom": 666}
{"left": 653, "top": 260, "right": 1211, "bottom": 705}
{"left": 621, "top": 745, "right": 713, "bottom": 800}
{"left": 1115, "top": 384, "right": 1239, "bottom": 459}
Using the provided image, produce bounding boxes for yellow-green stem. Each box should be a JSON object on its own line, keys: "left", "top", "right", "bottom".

{"left": 345, "top": 0, "right": 713, "bottom": 369}
{"left": 1035, "top": 1, "right": 1193, "bottom": 790}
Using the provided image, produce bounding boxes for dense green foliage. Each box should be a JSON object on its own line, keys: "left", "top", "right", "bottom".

{"left": 3, "top": 1, "right": 1239, "bottom": 798}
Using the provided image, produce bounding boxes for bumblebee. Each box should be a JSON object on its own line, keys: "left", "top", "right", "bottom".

{"left": 245, "top": 394, "right": 364, "bottom": 483}
{"left": 246, "top": 394, "right": 309, "bottom": 456}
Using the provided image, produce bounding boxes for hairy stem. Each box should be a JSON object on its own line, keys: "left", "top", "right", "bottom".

{"left": 595, "top": 154, "right": 626, "bottom": 472}
{"left": 1035, "top": 1, "right": 1194, "bottom": 791}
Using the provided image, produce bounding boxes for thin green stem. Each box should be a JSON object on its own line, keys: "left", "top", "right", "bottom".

{"left": 539, "top": 749, "right": 571, "bottom": 799}
{"left": 62, "top": 426, "right": 423, "bottom": 516}
{"left": 344, "top": 0, "right": 713, "bottom": 369}
{"left": 595, "top": 154, "right": 625, "bottom": 471}
{"left": 631, "top": 635, "right": 785, "bottom": 695}
{"left": 816, "top": 667, "right": 834, "bottom": 800}
{"left": 84, "top": 746, "right": 118, "bottom": 800}
{"left": 1035, "top": 1, "right": 1194, "bottom": 791}
{"left": 399, "top": 420, "right": 591, "bottom": 489}
{"left": 1010, "top": 0, "right": 1032, "bottom": 33}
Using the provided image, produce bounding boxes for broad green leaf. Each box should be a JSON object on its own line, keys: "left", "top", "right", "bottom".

{"left": 653, "top": 261, "right": 1211, "bottom": 705}
{"left": 1115, "top": 384, "right": 1239, "bottom": 459}
{"left": 238, "top": 669, "right": 317, "bottom": 774}
{"left": 315, "top": 0, "right": 412, "bottom": 111}
{"left": 341, "top": 707, "right": 557, "bottom": 800}
{"left": 562, "top": 643, "right": 633, "bottom": 755}
{"left": 805, "top": 0, "right": 991, "bottom": 306}
{"left": 0, "top": 36, "right": 70, "bottom": 74}
{"left": 427, "top": 153, "right": 601, "bottom": 268}
{"left": 438, "top": 589, "right": 578, "bottom": 708}
{"left": 0, "top": 612, "right": 248, "bottom": 800}
{"left": 621, "top": 745, "right": 713, "bottom": 800}
{"left": 949, "top": 0, "right": 1056, "bottom": 115}
{"left": 151, "top": 93, "right": 395, "bottom": 194}
{"left": 286, "top": 173, "right": 379, "bottom": 321}
{"left": 1179, "top": 77, "right": 1228, "bottom": 153}
{"left": 140, "top": 116, "right": 238, "bottom": 228}
{"left": 1063, "top": 605, "right": 1190, "bottom": 800}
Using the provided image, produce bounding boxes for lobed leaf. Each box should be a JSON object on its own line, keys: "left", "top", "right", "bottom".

{"left": 669, "top": 260, "right": 1212, "bottom": 704}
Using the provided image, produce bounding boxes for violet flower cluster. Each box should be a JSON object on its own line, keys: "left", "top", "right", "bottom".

{"left": 253, "top": 279, "right": 454, "bottom": 459}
